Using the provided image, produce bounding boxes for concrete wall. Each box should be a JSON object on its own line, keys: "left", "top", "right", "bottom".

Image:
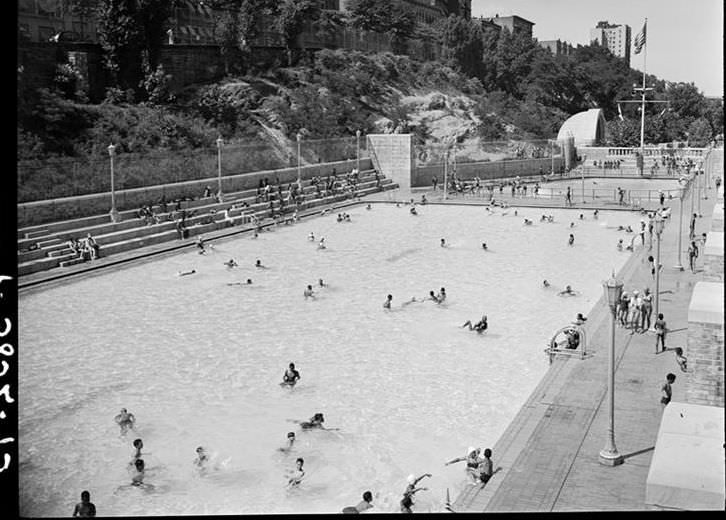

{"left": 367, "top": 134, "right": 413, "bottom": 192}
{"left": 18, "top": 158, "right": 371, "bottom": 228}
{"left": 703, "top": 231, "right": 724, "bottom": 282}
{"left": 413, "top": 157, "right": 565, "bottom": 187}
{"left": 685, "top": 282, "right": 725, "bottom": 407}
{"left": 712, "top": 203, "right": 724, "bottom": 233}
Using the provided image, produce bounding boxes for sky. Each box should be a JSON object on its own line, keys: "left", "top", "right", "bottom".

{"left": 470, "top": 0, "right": 724, "bottom": 97}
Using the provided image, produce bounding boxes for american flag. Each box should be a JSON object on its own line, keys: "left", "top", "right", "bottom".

{"left": 634, "top": 21, "right": 647, "bottom": 54}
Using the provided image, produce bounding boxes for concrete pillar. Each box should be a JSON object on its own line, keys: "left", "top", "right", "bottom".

{"left": 685, "top": 282, "right": 725, "bottom": 407}
{"left": 703, "top": 231, "right": 724, "bottom": 282}
{"left": 367, "top": 134, "right": 414, "bottom": 192}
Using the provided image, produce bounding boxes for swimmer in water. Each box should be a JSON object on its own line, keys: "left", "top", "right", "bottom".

{"left": 130, "top": 439, "right": 143, "bottom": 464}
{"left": 72, "top": 490, "right": 96, "bottom": 518}
{"left": 568, "top": 234, "right": 575, "bottom": 246}
{"left": 514, "top": 210, "right": 518, "bottom": 216}
{"left": 445, "top": 447, "right": 480, "bottom": 478}
{"left": 286, "top": 457, "right": 305, "bottom": 487}
{"left": 617, "top": 239, "right": 624, "bottom": 251}
{"left": 570, "top": 222, "right": 575, "bottom": 228}
{"left": 228, "top": 279, "right": 253, "bottom": 286}
{"left": 308, "top": 232, "right": 315, "bottom": 241}
{"left": 279, "top": 431, "right": 296, "bottom": 452}
{"left": 223, "top": 259, "right": 238, "bottom": 268}
{"left": 573, "top": 313, "right": 587, "bottom": 325}
{"left": 410, "top": 206, "right": 418, "bottom": 215}
{"left": 427, "top": 290, "right": 440, "bottom": 303}
{"left": 482, "top": 243, "right": 488, "bottom": 250}
{"left": 579, "top": 214, "right": 584, "bottom": 220}
{"left": 318, "top": 238, "right": 327, "bottom": 249}
{"left": 304, "top": 285, "right": 315, "bottom": 299}
{"left": 282, "top": 363, "right": 300, "bottom": 386}
{"left": 462, "top": 314, "right": 488, "bottom": 333}
{"left": 343, "top": 490, "right": 374, "bottom": 513}
{"left": 298, "top": 413, "right": 326, "bottom": 430}
{"left": 383, "top": 294, "right": 393, "bottom": 309}
{"left": 400, "top": 473, "right": 432, "bottom": 513}
{"left": 255, "top": 259, "right": 268, "bottom": 269}
{"left": 440, "top": 238, "right": 446, "bottom": 247}
{"left": 194, "top": 446, "right": 208, "bottom": 469}
{"left": 252, "top": 231, "right": 259, "bottom": 239}
{"left": 523, "top": 218, "right": 532, "bottom": 225}
{"left": 543, "top": 279, "right": 551, "bottom": 288}
{"left": 594, "top": 210, "right": 599, "bottom": 219}
{"left": 558, "top": 285, "right": 578, "bottom": 296}
{"left": 318, "top": 278, "right": 327, "bottom": 288}
{"left": 177, "top": 269, "right": 196, "bottom": 276}
{"left": 131, "top": 458, "right": 146, "bottom": 486}
{"left": 366, "top": 204, "right": 372, "bottom": 210}
{"left": 437, "top": 287, "right": 447, "bottom": 302}
{"left": 114, "top": 408, "right": 136, "bottom": 434}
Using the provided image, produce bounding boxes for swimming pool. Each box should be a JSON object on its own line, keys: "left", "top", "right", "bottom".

{"left": 19, "top": 203, "right": 643, "bottom": 515}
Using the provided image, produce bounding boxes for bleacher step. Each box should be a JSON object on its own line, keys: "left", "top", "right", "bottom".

{"left": 36, "top": 238, "right": 62, "bottom": 248}
{"left": 59, "top": 258, "right": 87, "bottom": 268}
{"left": 25, "top": 229, "right": 49, "bottom": 240}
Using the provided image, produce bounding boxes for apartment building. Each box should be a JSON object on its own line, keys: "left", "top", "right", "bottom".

{"left": 590, "top": 21, "right": 631, "bottom": 65}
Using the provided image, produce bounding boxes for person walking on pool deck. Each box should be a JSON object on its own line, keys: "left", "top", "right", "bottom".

{"left": 688, "top": 240, "right": 699, "bottom": 273}
{"left": 661, "top": 373, "right": 676, "bottom": 406}
{"left": 655, "top": 313, "right": 667, "bottom": 353}
{"left": 689, "top": 212, "right": 697, "bottom": 240}
{"left": 432, "top": 175, "right": 438, "bottom": 191}
{"left": 640, "top": 288, "right": 653, "bottom": 332}
{"left": 565, "top": 186, "right": 572, "bottom": 206}
{"left": 400, "top": 473, "right": 432, "bottom": 513}
{"left": 72, "top": 490, "right": 96, "bottom": 517}
{"left": 674, "top": 347, "right": 688, "bottom": 372}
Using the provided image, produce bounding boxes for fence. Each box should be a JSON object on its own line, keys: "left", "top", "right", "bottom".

{"left": 17, "top": 136, "right": 369, "bottom": 202}
{"left": 416, "top": 139, "right": 561, "bottom": 166}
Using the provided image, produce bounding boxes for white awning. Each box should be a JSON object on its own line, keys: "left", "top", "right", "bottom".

{"left": 645, "top": 402, "right": 725, "bottom": 510}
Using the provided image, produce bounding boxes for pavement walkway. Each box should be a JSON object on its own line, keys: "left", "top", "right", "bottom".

{"left": 451, "top": 153, "right": 723, "bottom": 512}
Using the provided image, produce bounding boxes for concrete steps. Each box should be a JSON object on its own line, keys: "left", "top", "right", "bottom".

{"left": 17, "top": 173, "right": 394, "bottom": 277}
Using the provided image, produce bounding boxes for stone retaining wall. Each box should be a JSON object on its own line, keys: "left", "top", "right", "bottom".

{"left": 413, "top": 157, "right": 565, "bottom": 187}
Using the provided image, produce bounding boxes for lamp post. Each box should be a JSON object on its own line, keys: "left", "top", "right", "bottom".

{"left": 296, "top": 132, "right": 302, "bottom": 185}
{"left": 550, "top": 140, "right": 554, "bottom": 175}
{"left": 443, "top": 150, "right": 449, "bottom": 201}
{"left": 107, "top": 143, "right": 119, "bottom": 223}
{"left": 599, "top": 273, "right": 624, "bottom": 467}
{"left": 653, "top": 216, "right": 665, "bottom": 322}
{"left": 696, "top": 166, "right": 702, "bottom": 217}
{"left": 355, "top": 129, "right": 361, "bottom": 173}
{"left": 673, "top": 188, "right": 685, "bottom": 271}
{"left": 216, "top": 136, "right": 223, "bottom": 198}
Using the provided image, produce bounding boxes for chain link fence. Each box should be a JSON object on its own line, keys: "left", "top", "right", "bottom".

{"left": 17, "top": 136, "right": 369, "bottom": 202}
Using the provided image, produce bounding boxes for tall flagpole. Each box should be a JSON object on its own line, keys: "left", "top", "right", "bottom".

{"left": 639, "top": 18, "right": 648, "bottom": 165}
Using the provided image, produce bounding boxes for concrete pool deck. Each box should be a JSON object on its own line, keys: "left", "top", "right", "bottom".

{"left": 449, "top": 180, "right": 722, "bottom": 511}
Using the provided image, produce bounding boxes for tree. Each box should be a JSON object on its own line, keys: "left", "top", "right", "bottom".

{"left": 434, "top": 15, "right": 483, "bottom": 80}
{"left": 606, "top": 118, "right": 640, "bottom": 147}
{"left": 275, "top": 0, "right": 320, "bottom": 66}
{"left": 687, "top": 118, "right": 713, "bottom": 147}
{"left": 61, "top": 0, "right": 98, "bottom": 40}
{"left": 96, "top": 0, "right": 173, "bottom": 96}
{"left": 347, "top": 0, "right": 415, "bottom": 42}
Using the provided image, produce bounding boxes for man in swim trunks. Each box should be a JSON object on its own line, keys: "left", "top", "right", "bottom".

{"left": 283, "top": 363, "right": 300, "bottom": 386}
{"left": 445, "top": 447, "right": 480, "bottom": 481}
{"left": 383, "top": 294, "right": 393, "bottom": 309}
{"left": 477, "top": 449, "right": 495, "bottom": 484}
{"left": 114, "top": 408, "right": 136, "bottom": 434}
{"left": 400, "top": 473, "right": 431, "bottom": 513}
{"left": 72, "top": 490, "right": 96, "bottom": 517}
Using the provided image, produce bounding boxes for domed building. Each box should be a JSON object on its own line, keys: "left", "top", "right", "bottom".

{"left": 557, "top": 108, "right": 606, "bottom": 146}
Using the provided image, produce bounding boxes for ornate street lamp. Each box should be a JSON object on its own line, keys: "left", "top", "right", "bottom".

{"left": 653, "top": 216, "right": 666, "bottom": 324}
{"left": 296, "top": 132, "right": 302, "bottom": 185}
{"left": 599, "top": 272, "right": 624, "bottom": 466}
{"left": 216, "top": 136, "right": 223, "bottom": 198}
{"left": 674, "top": 187, "right": 685, "bottom": 271}
{"left": 108, "top": 143, "right": 119, "bottom": 223}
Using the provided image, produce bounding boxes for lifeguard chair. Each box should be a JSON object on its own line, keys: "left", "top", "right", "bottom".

{"left": 544, "top": 324, "right": 588, "bottom": 364}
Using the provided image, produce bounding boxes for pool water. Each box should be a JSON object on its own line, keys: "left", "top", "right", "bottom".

{"left": 19, "top": 204, "right": 642, "bottom": 515}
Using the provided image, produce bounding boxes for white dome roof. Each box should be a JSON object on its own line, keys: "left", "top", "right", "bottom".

{"left": 557, "top": 108, "right": 606, "bottom": 146}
